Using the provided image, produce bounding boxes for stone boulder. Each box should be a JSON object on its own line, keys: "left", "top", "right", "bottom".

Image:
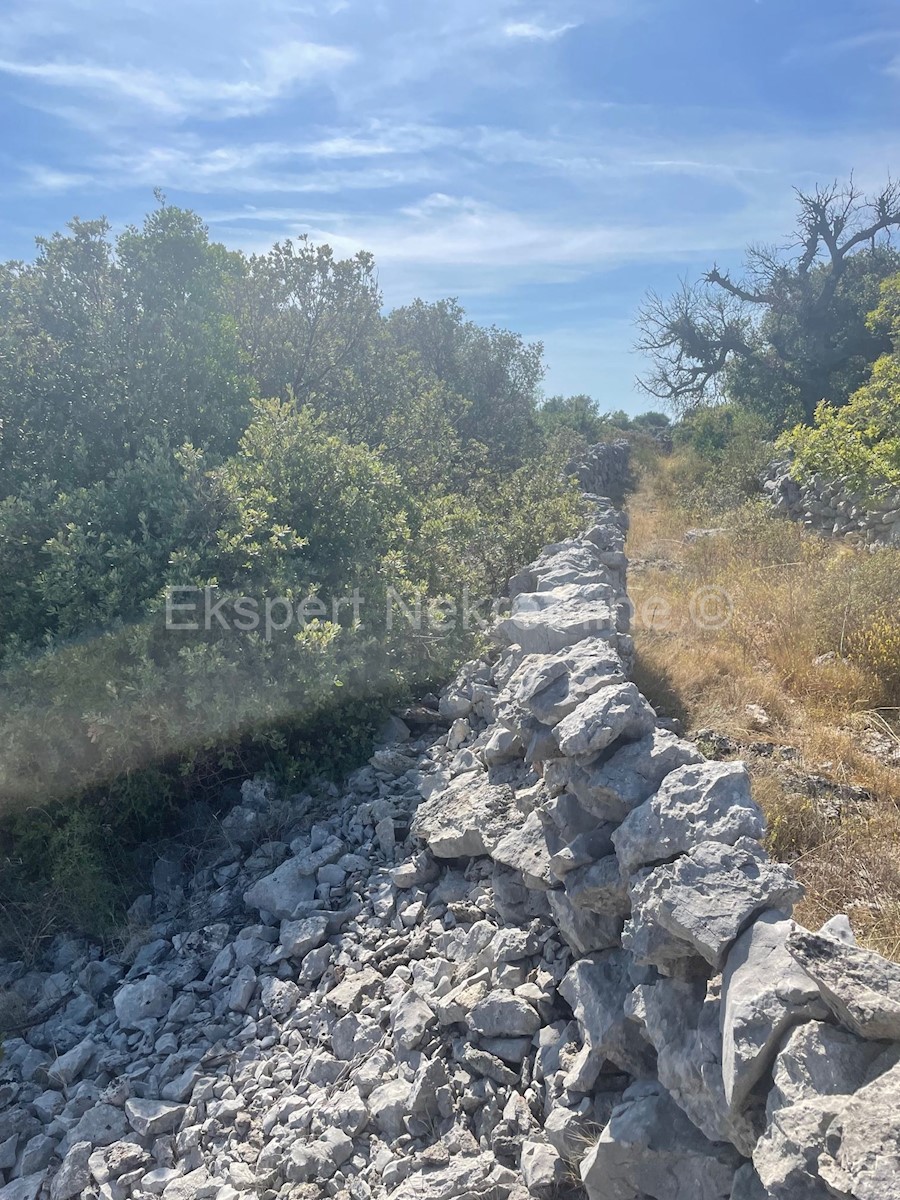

{"left": 580, "top": 1081, "right": 742, "bottom": 1200}
{"left": 554, "top": 683, "right": 656, "bottom": 759}
{"left": 624, "top": 839, "right": 803, "bottom": 973}
{"left": 412, "top": 774, "right": 519, "bottom": 858}
{"left": 787, "top": 927, "right": 900, "bottom": 1040}
{"left": 612, "top": 761, "right": 763, "bottom": 877}
{"left": 720, "top": 911, "right": 829, "bottom": 1111}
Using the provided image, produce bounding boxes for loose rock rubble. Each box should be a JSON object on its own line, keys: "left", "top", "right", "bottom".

{"left": 2, "top": 484, "right": 899, "bottom": 1200}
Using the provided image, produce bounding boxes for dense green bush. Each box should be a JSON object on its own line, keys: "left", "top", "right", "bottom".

{"left": 780, "top": 273, "right": 900, "bottom": 496}
{"left": 0, "top": 199, "right": 592, "bottom": 938}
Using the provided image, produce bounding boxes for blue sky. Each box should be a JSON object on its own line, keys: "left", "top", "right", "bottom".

{"left": 1, "top": 0, "right": 899, "bottom": 412}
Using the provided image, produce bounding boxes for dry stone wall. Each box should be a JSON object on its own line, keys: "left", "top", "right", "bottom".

{"left": 764, "top": 459, "right": 900, "bottom": 547}
{"left": 565, "top": 440, "right": 633, "bottom": 506}
{"left": 1, "top": 488, "right": 899, "bottom": 1200}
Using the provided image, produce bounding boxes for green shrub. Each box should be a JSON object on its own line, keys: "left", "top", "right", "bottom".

{"left": 666, "top": 405, "right": 773, "bottom": 515}
{"left": 780, "top": 271, "right": 900, "bottom": 497}
{"left": 0, "top": 201, "right": 593, "bottom": 940}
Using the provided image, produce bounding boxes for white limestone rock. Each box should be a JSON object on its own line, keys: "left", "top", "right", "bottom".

{"left": 547, "top": 889, "right": 624, "bottom": 956}
{"left": 632, "top": 975, "right": 759, "bottom": 1155}
{"left": 242, "top": 855, "right": 318, "bottom": 920}
{"left": 468, "top": 993, "right": 542, "bottom": 1038}
{"left": 554, "top": 683, "right": 656, "bottom": 759}
{"left": 125, "top": 1099, "right": 186, "bottom": 1138}
{"left": 412, "top": 774, "right": 519, "bottom": 858}
{"left": 612, "top": 760, "right": 763, "bottom": 877}
{"left": 720, "top": 911, "right": 829, "bottom": 1112}
{"left": 559, "top": 950, "right": 657, "bottom": 1079}
{"left": 624, "top": 838, "right": 803, "bottom": 973}
{"left": 520, "top": 1140, "right": 565, "bottom": 1193}
{"left": 113, "top": 976, "right": 173, "bottom": 1030}
{"left": 817, "top": 1050, "right": 900, "bottom": 1200}
{"left": 49, "top": 1142, "right": 92, "bottom": 1200}
{"left": 506, "top": 641, "right": 626, "bottom": 728}
{"left": 489, "top": 809, "right": 554, "bottom": 890}
{"left": 786, "top": 926, "right": 900, "bottom": 1040}
{"left": 553, "top": 728, "right": 704, "bottom": 820}
{"left": 495, "top": 595, "right": 619, "bottom": 657}
{"left": 752, "top": 1021, "right": 885, "bottom": 1199}
{"left": 579, "top": 1081, "right": 742, "bottom": 1200}
{"left": 563, "top": 855, "right": 630, "bottom": 916}
{"left": 391, "top": 989, "right": 436, "bottom": 1050}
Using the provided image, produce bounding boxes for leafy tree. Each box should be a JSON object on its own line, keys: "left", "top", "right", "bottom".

{"left": 219, "top": 398, "right": 411, "bottom": 592}
{"left": 387, "top": 298, "right": 543, "bottom": 468}
{"left": 538, "top": 394, "right": 607, "bottom": 443}
{"left": 0, "top": 201, "right": 252, "bottom": 500}
{"left": 235, "top": 237, "right": 381, "bottom": 409}
{"left": 115, "top": 202, "right": 252, "bottom": 460}
{"left": 637, "top": 180, "right": 900, "bottom": 428}
{"left": 631, "top": 410, "right": 671, "bottom": 433}
{"left": 780, "top": 272, "right": 900, "bottom": 493}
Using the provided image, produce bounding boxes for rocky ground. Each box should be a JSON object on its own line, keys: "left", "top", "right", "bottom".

{"left": 1, "top": 496, "right": 899, "bottom": 1200}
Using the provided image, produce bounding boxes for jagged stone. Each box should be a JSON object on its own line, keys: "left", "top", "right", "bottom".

{"left": 752, "top": 1021, "right": 886, "bottom": 1198}
{"left": 482, "top": 727, "right": 525, "bottom": 765}
{"left": 552, "top": 726, "right": 704, "bottom": 819}
{"left": 391, "top": 989, "right": 436, "bottom": 1049}
{"left": 385, "top": 1154, "right": 519, "bottom": 1199}
{"left": 612, "top": 760, "right": 763, "bottom": 876}
{"left": 326, "top": 966, "right": 383, "bottom": 1014}
{"left": 563, "top": 855, "right": 630, "bottom": 915}
{"left": 125, "top": 1098, "right": 186, "bottom": 1137}
{"left": 468, "top": 993, "right": 542, "bottom": 1038}
{"left": 435, "top": 975, "right": 490, "bottom": 1025}
{"left": 817, "top": 1050, "right": 900, "bottom": 1199}
{"left": 579, "top": 1081, "right": 742, "bottom": 1200}
{"left": 242, "top": 855, "right": 318, "bottom": 919}
{"left": 490, "top": 810, "right": 555, "bottom": 889}
{"left": 519, "top": 1140, "right": 565, "bottom": 1193}
{"left": 495, "top": 594, "right": 619, "bottom": 656}
{"left": 632, "top": 975, "right": 759, "bottom": 1154}
{"left": 49, "top": 1142, "right": 92, "bottom": 1200}
{"left": 624, "top": 838, "right": 803, "bottom": 972}
{"left": 273, "top": 914, "right": 329, "bottom": 960}
{"left": 787, "top": 927, "right": 900, "bottom": 1040}
{"left": 559, "top": 950, "right": 657, "bottom": 1078}
{"left": 547, "top": 889, "right": 624, "bottom": 956}
{"left": 412, "top": 774, "right": 519, "bottom": 858}
{"left": 554, "top": 683, "right": 656, "bottom": 759}
{"left": 506, "top": 641, "right": 626, "bottom": 727}
{"left": 113, "top": 976, "right": 173, "bottom": 1029}
{"left": 46, "top": 1036, "right": 98, "bottom": 1085}
{"left": 720, "top": 911, "right": 829, "bottom": 1111}
{"left": 67, "top": 1101, "right": 128, "bottom": 1148}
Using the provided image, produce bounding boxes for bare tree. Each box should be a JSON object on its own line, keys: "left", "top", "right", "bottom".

{"left": 636, "top": 178, "right": 900, "bottom": 419}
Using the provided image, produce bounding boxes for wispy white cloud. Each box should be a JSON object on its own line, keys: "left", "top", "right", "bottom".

{"left": 502, "top": 19, "right": 578, "bottom": 41}
{"left": 19, "top": 164, "right": 94, "bottom": 192}
{"left": 0, "top": 39, "right": 355, "bottom": 120}
{"left": 207, "top": 190, "right": 766, "bottom": 286}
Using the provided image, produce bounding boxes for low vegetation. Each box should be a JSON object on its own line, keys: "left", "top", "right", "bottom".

{"left": 629, "top": 453, "right": 900, "bottom": 958}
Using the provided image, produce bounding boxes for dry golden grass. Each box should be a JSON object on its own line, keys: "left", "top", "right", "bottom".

{"left": 628, "top": 459, "right": 900, "bottom": 959}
